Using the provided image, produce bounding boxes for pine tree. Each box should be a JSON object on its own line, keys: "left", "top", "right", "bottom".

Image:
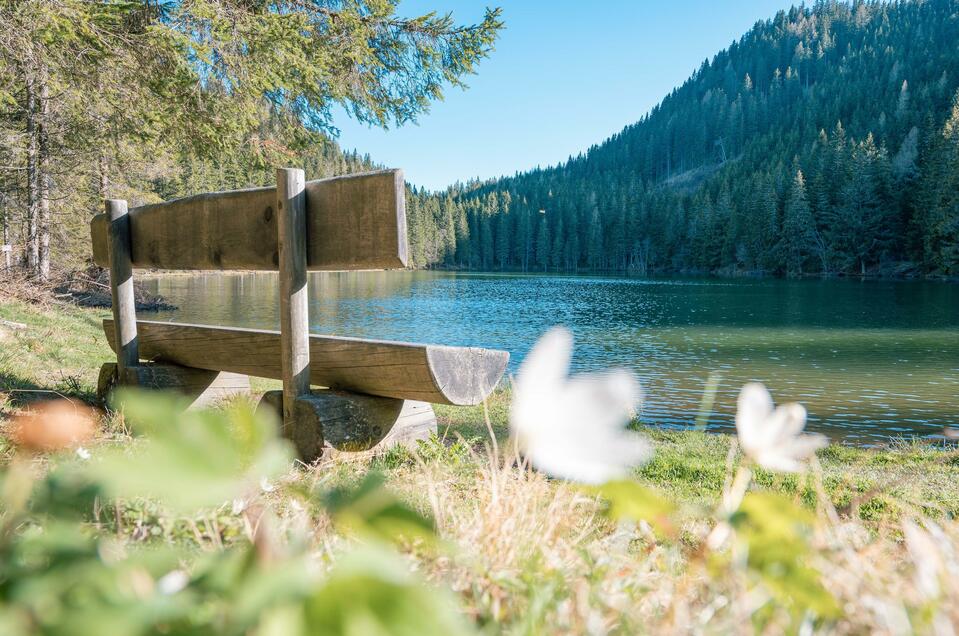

{"left": 0, "top": 1, "right": 503, "bottom": 278}
{"left": 781, "top": 170, "right": 817, "bottom": 276}
{"left": 918, "top": 92, "right": 959, "bottom": 273}
{"left": 586, "top": 206, "right": 603, "bottom": 269}
{"left": 535, "top": 216, "right": 550, "bottom": 272}
{"left": 494, "top": 192, "right": 512, "bottom": 269}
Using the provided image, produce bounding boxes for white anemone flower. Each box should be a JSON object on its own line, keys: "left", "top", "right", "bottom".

{"left": 735, "top": 382, "right": 827, "bottom": 473}
{"left": 509, "top": 327, "right": 651, "bottom": 485}
{"left": 903, "top": 519, "right": 943, "bottom": 600}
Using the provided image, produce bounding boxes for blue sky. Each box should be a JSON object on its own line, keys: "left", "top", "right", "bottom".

{"left": 332, "top": 1, "right": 795, "bottom": 191}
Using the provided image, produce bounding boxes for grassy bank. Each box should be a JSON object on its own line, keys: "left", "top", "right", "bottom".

{"left": 2, "top": 296, "right": 959, "bottom": 632}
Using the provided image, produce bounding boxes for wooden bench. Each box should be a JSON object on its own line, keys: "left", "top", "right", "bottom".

{"left": 91, "top": 168, "right": 509, "bottom": 459}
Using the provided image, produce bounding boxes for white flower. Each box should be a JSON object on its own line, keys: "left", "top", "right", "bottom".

{"left": 706, "top": 521, "right": 732, "bottom": 551}
{"left": 259, "top": 477, "right": 275, "bottom": 493}
{"left": 510, "top": 327, "right": 650, "bottom": 485}
{"left": 903, "top": 519, "right": 944, "bottom": 600}
{"left": 735, "top": 382, "right": 827, "bottom": 473}
{"left": 75, "top": 446, "right": 91, "bottom": 460}
{"left": 156, "top": 570, "right": 189, "bottom": 595}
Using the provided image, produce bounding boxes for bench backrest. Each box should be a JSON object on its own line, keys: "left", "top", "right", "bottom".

{"left": 93, "top": 167, "right": 412, "bottom": 426}
{"left": 90, "top": 170, "right": 407, "bottom": 271}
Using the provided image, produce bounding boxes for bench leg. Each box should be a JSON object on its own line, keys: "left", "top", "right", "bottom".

{"left": 97, "top": 361, "right": 250, "bottom": 409}
{"left": 256, "top": 389, "right": 437, "bottom": 462}
{"left": 377, "top": 401, "right": 438, "bottom": 449}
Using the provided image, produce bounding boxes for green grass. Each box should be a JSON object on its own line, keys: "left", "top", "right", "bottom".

{"left": 426, "top": 400, "right": 959, "bottom": 521}
{"left": 0, "top": 299, "right": 110, "bottom": 411}
{"left": 3, "top": 296, "right": 958, "bottom": 521}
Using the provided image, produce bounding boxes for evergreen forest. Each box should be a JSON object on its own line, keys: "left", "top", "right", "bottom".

{"left": 405, "top": 0, "right": 959, "bottom": 277}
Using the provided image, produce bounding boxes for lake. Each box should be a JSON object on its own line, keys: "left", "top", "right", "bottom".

{"left": 140, "top": 271, "right": 959, "bottom": 444}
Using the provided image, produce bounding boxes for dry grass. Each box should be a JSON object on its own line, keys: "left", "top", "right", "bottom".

{"left": 265, "top": 437, "right": 957, "bottom": 634}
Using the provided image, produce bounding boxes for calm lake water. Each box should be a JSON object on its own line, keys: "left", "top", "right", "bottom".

{"left": 140, "top": 271, "right": 959, "bottom": 444}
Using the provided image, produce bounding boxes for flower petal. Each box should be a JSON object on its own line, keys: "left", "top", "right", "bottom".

{"left": 525, "top": 432, "right": 650, "bottom": 485}
{"left": 768, "top": 403, "right": 808, "bottom": 445}
{"left": 509, "top": 327, "right": 651, "bottom": 484}
{"left": 735, "top": 382, "right": 774, "bottom": 453}
{"left": 785, "top": 433, "right": 828, "bottom": 461}
{"left": 515, "top": 326, "right": 573, "bottom": 394}
{"left": 754, "top": 451, "right": 804, "bottom": 473}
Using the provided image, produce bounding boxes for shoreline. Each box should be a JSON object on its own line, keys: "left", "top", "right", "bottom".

{"left": 130, "top": 266, "right": 959, "bottom": 285}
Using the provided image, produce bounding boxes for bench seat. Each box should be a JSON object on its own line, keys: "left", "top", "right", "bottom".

{"left": 104, "top": 319, "right": 508, "bottom": 406}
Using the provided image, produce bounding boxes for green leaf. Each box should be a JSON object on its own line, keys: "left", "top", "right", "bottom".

{"left": 594, "top": 479, "right": 676, "bottom": 536}
{"left": 731, "top": 493, "right": 842, "bottom": 619}
{"left": 320, "top": 472, "right": 436, "bottom": 546}
{"left": 188, "top": 546, "right": 316, "bottom": 633}
{"left": 89, "top": 390, "right": 293, "bottom": 512}
{"left": 303, "top": 547, "right": 475, "bottom": 636}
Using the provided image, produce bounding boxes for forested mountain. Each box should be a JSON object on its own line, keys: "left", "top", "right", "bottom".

{"left": 406, "top": 0, "right": 959, "bottom": 277}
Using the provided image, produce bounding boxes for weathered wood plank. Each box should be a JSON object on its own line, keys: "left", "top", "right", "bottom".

{"left": 90, "top": 170, "right": 407, "bottom": 271}
{"left": 376, "top": 400, "right": 437, "bottom": 449}
{"left": 304, "top": 169, "right": 408, "bottom": 270}
{"left": 257, "top": 390, "right": 435, "bottom": 459}
{"left": 97, "top": 361, "right": 250, "bottom": 409}
{"left": 106, "top": 199, "right": 138, "bottom": 373}
{"left": 103, "top": 319, "right": 508, "bottom": 406}
{"left": 277, "top": 168, "right": 311, "bottom": 431}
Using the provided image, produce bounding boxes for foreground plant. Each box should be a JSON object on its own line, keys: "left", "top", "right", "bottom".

{"left": 735, "top": 382, "right": 827, "bottom": 473}
{"left": 503, "top": 328, "right": 959, "bottom": 631}
{"left": 0, "top": 391, "right": 471, "bottom": 635}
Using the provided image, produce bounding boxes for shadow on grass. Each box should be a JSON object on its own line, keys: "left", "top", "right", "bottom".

{"left": 0, "top": 371, "right": 97, "bottom": 412}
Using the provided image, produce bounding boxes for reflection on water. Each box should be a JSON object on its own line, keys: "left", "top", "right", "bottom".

{"left": 140, "top": 271, "right": 959, "bottom": 444}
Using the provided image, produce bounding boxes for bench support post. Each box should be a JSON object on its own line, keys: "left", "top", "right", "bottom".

{"left": 97, "top": 361, "right": 250, "bottom": 409}
{"left": 106, "top": 199, "right": 138, "bottom": 374}
{"left": 277, "top": 168, "right": 311, "bottom": 438}
{"left": 257, "top": 390, "right": 437, "bottom": 461}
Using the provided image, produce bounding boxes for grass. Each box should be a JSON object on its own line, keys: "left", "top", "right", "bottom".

{"left": 3, "top": 295, "right": 959, "bottom": 632}
{"left": 433, "top": 390, "right": 959, "bottom": 521}
{"left": 0, "top": 298, "right": 109, "bottom": 408}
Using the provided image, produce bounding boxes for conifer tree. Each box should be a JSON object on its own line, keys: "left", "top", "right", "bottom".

{"left": 535, "top": 216, "right": 550, "bottom": 272}
{"left": 781, "top": 170, "right": 817, "bottom": 276}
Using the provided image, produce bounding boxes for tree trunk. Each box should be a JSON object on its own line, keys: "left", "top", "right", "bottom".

{"left": 25, "top": 66, "right": 39, "bottom": 275}
{"left": 1, "top": 199, "right": 9, "bottom": 271}
{"left": 37, "top": 62, "right": 50, "bottom": 281}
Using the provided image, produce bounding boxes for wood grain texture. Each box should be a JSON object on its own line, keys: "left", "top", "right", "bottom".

{"left": 304, "top": 169, "right": 408, "bottom": 270}
{"left": 277, "top": 168, "right": 311, "bottom": 429}
{"left": 96, "top": 361, "right": 250, "bottom": 409}
{"left": 376, "top": 400, "right": 437, "bottom": 449}
{"left": 96, "top": 362, "right": 120, "bottom": 401}
{"left": 90, "top": 170, "right": 407, "bottom": 271}
{"left": 105, "top": 199, "right": 138, "bottom": 372}
{"left": 103, "top": 319, "right": 509, "bottom": 405}
{"left": 258, "top": 390, "right": 435, "bottom": 459}
{"left": 258, "top": 389, "right": 398, "bottom": 458}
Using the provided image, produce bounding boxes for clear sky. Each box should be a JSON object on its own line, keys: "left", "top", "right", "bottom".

{"left": 332, "top": 1, "right": 796, "bottom": 191}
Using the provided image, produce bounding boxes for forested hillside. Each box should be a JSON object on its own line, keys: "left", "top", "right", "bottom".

{"left": 407, "top": 0, "right": 959, "bottom": 277}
